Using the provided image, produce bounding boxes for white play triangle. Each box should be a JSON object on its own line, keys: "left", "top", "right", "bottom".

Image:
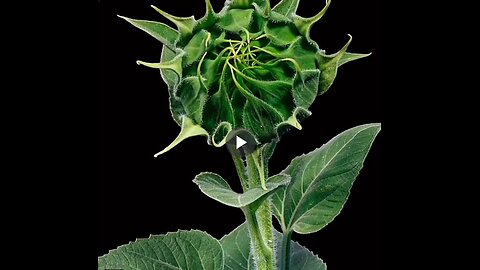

{"left": 236, "top": 136, "right": 247, "bottom": 149}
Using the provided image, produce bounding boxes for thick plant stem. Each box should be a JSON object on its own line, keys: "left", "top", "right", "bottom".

{"left": 245, "top": 149, "right": 275, "bottom": 270}
{"left": 231, "top": 148, "right": 275, "bottom": 270}
{"left": 280, "top": 230, "right": 293, "bottom": 270}
{"left": 254, "top": 200, "right": 275, "bottom": 270}
{"left": 242, "top": 206, "right": 274, "bottom": 270}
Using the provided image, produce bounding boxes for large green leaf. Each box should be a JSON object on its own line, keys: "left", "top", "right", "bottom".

{"left": 221, "top": 223, "right": 326, "bottom": 270}
{"left": 98, "top": 230, "right": 223, "bottom": 270}
{"left": 221, "top": 223, "right": 254, "bottom": 270}
{"left": 272, "top": 123, "right": 381, "bottom": 234}
{"left": 193, "top": 172, "right": 290, "bottom": 208}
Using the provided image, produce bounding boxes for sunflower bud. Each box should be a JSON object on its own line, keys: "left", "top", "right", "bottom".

{"left": 119, "top": 0, "right": 369, "bottom": 155}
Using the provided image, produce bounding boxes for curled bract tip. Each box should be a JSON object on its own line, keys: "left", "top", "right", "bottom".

{"left": 211, "top": 122, "right": 233, "bottom": 147}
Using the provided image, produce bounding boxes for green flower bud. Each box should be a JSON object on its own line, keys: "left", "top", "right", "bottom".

{"left": 119, "top": 0, "right": 370, "bottom": 156}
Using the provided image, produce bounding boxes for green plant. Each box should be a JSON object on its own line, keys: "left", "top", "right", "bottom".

{"left": 98, "top": 0, "right": 381, "bottom": 269}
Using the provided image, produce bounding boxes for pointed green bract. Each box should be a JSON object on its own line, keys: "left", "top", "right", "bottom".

{"left": 154, "top": 116, "right": 208, "bottom": 157}
{"left": 120, "top": 0, "right": 370, "bottom": 147}
{"left": 317, "top": 34, "right": 358, "bottom": 95}
{"left": 118, "top": 16, "right": 178, "bottom": 50}
{"left": 137, "top": 49, "right": 185, "bottom": 79}
{"left": 151, "top": 5, "right": 196, "bottom": 37}
{"left": 136, "top": 58, "right": 181, "bottom": 77}
{"left": 204, "top": 0, "right": 216, "bottom": 17}
{"left": 272, "top": 124, "right": 381, "bottom": 234}
{"left": 196, "top": 0, "right": 218, "bottom": 30}
{"left": 98, "top": 230, "right": 223, "bottom": 270}
{"left": 293, "top": 0, "right": 331, "bottom": 42}
{"left": 339, "top": 52, "right": 372, "bottom": 66}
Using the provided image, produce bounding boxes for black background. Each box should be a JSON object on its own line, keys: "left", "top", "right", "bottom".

{"left": 97, "top": 0, "right": 383, "bottom": 269}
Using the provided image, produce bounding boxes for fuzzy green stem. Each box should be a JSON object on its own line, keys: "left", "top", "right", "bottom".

{"left": 230, "top": 151, "right": 249, "bottom": 192}
{"left": 254, "top": 201, "right": 274, "bottom": 270}
{"left": 242, "top": 206, "right": 274, "bottom": 270}
{"left": 230, "top": 148, "right": 275, "bottom": 270}
{"left": 246, "top": 149, "right": 275, "bottom": 270}
{"left": 280, "top": 230, "right": 293, "bottom": 270}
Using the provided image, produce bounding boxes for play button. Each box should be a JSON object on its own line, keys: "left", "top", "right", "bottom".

{"left": 226, "top": 129, "right": 258, "bottom": 157}
{"left": 236, "top": 136, "right": 247, "bottom": 149}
